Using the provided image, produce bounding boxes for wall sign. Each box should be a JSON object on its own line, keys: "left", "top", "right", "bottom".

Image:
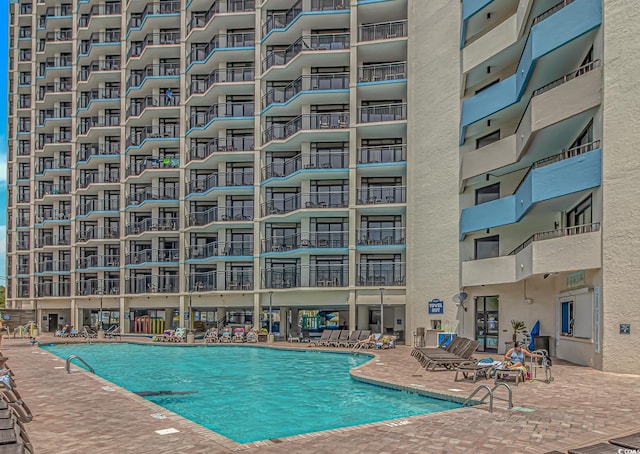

{"left": 566, "top": 271, "right": 585, "bottom": 289}
{"left": 428, "top": 299, "right": 444, "bottom": 314}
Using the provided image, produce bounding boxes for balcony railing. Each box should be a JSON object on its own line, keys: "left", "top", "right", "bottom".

{"left": 358, "top": 104, "right": 407, "bottom": 123}
{"left": 357, "top": 186, "right": 406, "bottom": 204}
{"left": 79, "top": 2, "right": 122, "bottom": 28}
{"left": 262, "top": 267, "right": 301, "bottom": 289}
{"left": 125, "top": 275, "right": 179, "bottom": 294}
{"left": 356, "top": 227, "right": 405, "bottom": 245}
{"left": 262, "top": 191, "right": 348, "bottom": 216}
{"left": 34, "top": 235, "right": 71, "bottom": 248}
{"left": 36, "top": 260, "right": 71, "bottom": 273}
{"left": 78, "top": 87, "right": 121, "bottom": 108}
{"left": 187, "top": 205, "right": 254, "bottom": 226}
{"left": 187, "top": 0, "right": 255, "bottom": 33}
{"left": 263, "top": 151, "right": 348, "bottom": 179}
{"left": 357, "top": 145, "right": 406, "bottom": 164}
{"left": 36, "top": 183, "right": 71, "bottom": 198}
{"left": 263, "top": 231, "right": 348, "bottom": 252}
{"left": 508, "top": 222, "right": 601, "bottom": 256}
{"left": 35, "top": 282, "right": 71, "bottom": 298}
{"left": 262, "top": 34, "right": 349, "bottom": 71}
{"left": 262, "top": 0, "right": 347, "bottom": 36}
{"left": 359, "top": 62, "right": 407, "bottom": 83}
{"left": 262, "top": 112, "right": 349, "bottom": 144}
{"left": 37, "top": 132, "right": 71, "bottom": 149}
{"left": 188, "top": 136, "right": 254, "bottom": 162}
{"left": 77, "top": 170, "right": 121, "bottom": 188}
{"left": 126, "top": 157, "right": 180, "bottom": 176}
{"left": 356, "top": 262, "right": 406, "bottom": 286}
{"left": 36, "top": 209, "right": 71, "bottom": 222}
{"left": 126, "top": 217, "right": 178, "bottom": 235}
{"left": 77, "top": 278, "right": 121, "bottom": 296}
{"left": 127, "top": 1, "right": 180, "bottom": 30}
{"left": 79, "top": 31, "right": 121, "bottom": 55}
{"left": 126, "top": 248, "right": 180, "bottom": 265}
{"left": 188, "top": 103, "right": 254, "bottom": 129}
{"left": 127, "top": 187, "right": 179, "bottom": 206}
{"left": 358, "top": 20, "right": 407, "bottom": 42}
{"left": 127, "top": 32, "right": 180, "bottom": 59}
{"left": 187, "top": 67, "right": 255, "bottom": 97}
{"left": 37, "top": 107, "right": 72, "bottom": 125}
{"left": 37, "top": 82, "right": 72, "bottom": 100}
{"left": 77, "top": 199, "right": 120, "bottom": 215}
{"left": 38, "top": 30, "right": 73, "bottom": 51}
{"left": 188, "top": 32, "right": 255, "bottom": 65}
{"left": 16, "top": 216, "right": 31, "bottom": 227}
{"left": 187, "top": 270, "right": 254, "bottom": 292}
{"left": 76, "top": 255, "right": 121, "bottom": 269}
{"left": 78, "top": 59, "right": 121, "bottom": 81}
{"left": 187, "top": 170, "right": 254, "bottom": 194}
{"left": 78, "top": 143, "right": 121, "bottom": 161}
{"left": 533, "top": 0, "right": 576, "bottom": 25}
{"left": 262, "top": 73, "right": 349, "bottom": 109}
{"left": 127, "top": 95, "right": 180, "bottom": 118}
{"left": 308, "top": 264, "right": 348, "bottom": 287}
{"left": 533, "top": 60, "right": 600, "bottom": 98}
{"left": 77, "top": 115, "right": 121, "bottom": 135}
{"left": 77, "top": 226, "right": 120, "bottom": 242}
{"left": 186, "top": 242, "right": 218, "bottom": 259}
{"left": 126, "top": 125, "right": 180, "bottom": 147}
{"left": 127, "top": 63, "right": 180, "bottom": 89}
{"left": 17, "top": 241, "right": 31, "bottom": 251}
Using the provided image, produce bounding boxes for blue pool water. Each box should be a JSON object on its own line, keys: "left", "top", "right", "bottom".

{"left": 43, "top": 343, "right": 460, "bottom": 443}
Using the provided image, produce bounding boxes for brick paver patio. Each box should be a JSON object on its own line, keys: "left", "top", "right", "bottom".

{"left": 2, "top": 335, "right": 638, "bottom": 453}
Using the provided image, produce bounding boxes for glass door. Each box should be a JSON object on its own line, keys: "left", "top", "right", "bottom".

{"left": 475, "top": 296, "right": 499, "bottom": 352}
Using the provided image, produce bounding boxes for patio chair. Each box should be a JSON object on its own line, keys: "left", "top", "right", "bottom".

{"left": 168, "top": 328, "right": 187, "bottom": 343}
{"left": 321, "top": 330, "right": 341, "bottom": 347}
{"left": 232, "top": 328, "right": 245, "bottom": 343}
{"left": 204, "top": 328, "right": 219, "bottom": 344}
{"left": 246, "top": 330, "right": 258, "bottom": 343}
{"left": 220, "top": 329, "right": 232, "bottom": 343}
{"left": 311, "top": 330, "right": 331, "bottom": 346}
{"left": 330, "top": 330, "right": 350, "bottom": 347}
{"left": 340, "top": 330, "right": 361, "bottom": 348}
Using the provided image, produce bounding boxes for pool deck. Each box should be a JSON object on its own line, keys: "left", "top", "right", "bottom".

{"left": 3, "top": 335, "right": 639, "bottom": 454}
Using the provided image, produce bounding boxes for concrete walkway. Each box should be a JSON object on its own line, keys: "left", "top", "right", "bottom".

{"left": 3, "top": 335, "right": 639, "bottom": 453}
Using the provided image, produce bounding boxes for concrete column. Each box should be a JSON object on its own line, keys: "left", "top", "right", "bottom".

{"left": 280, "top": 306, "right": 288, "bottom": 340}
{"left": 357, "top": 304, "right": 369, "bottom": 331}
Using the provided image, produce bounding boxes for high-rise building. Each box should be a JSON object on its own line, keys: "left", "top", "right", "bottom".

{"left": 6, "top": 0, "right": 637, "bottom": 373}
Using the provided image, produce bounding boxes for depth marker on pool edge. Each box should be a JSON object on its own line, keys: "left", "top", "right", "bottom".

{"left": 156, "top": 428, "right": 180, "bottom": 435}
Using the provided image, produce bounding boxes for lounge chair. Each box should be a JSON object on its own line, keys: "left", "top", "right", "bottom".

{"left": 82, "top": 326, "right": 98, "bottom": 339}
{"left": 321, "top": 330, "right": 341, "bottom": 347}
{"left": 232, "top": 328, "right": 245, "bottom": 343}
{"left": 167, "top": 328, "right": 187, "bottom": 342}
{"left": 340, "top": 330, "right": 361, "bottom": 348}
{"left": 330, "top": 330, "right": 350, "bottom": 347}
{"left": 204, "top": 328, "right": 219, "bottom": 343}
{"left": 246, "top": 330, "right": 258, "bottom": 343}
{"left": 219, "top": 329, "right": 232, "bottom": 343}
{"left": 311, "top": 330, "right": 331, "bottom": 346}
{"left": 411, "top": 337, "right": 481, "bottom": 371}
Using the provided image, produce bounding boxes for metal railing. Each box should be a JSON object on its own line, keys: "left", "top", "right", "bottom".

{"left": 79, "top": 31, "right": 121, "bottom": 55}
{"left": 262, "top": 73, "right": 349, "bottom": 109}
{"left": 187, "top": 170, "right": 254, "bottom": 194}
{"left": 78, "top": 59, "right": 121, "bottom": 81}
{"left": 358, "top": 103, "right": 407, "bottom": 123}
{"left": 34, "top": 282, "right": 71, "bottom": 297}
{"left": 127, "top": 186, "right": 179, "bottom": 205}
{"left": 126, "top": 157, "right": 180, "bottom": 176}
{"left": 188, "top": 136, "right": 254, "bottom": 161}
{"left": 36, "top": 183, "right": 72, "bottom": 198}
{"left": 188, "top": 0, "right": 255, "bottom": 33}
{"left": 127, "top": 94, "right": 181, "bottom": 117}
{"left": 126, "top": 125, "right": 180, "bottom": 147}
{"left": 125, "top": 275, "right": 179, "bottom": 294}
{"left": 263, "top": 151, "right": 348, "bottom": 179}
{"left": 77, "top": 170, "right": 121, "bottom": 188}
{"left": 36, "top": 132, "right": 71, "bottom": 149}
{"left": 36, "top": 260, "right": 71, "bottom": 273}
{"left": 188, "top": 102, "right": 254, "bottom": 129}
{"left": 77, "top": 278, "right": 121, "bottom": 296}
{"left": 533, "top": 0, "right": 575, "bottom": 25}
{"left": 126, "top": 248, "right": 180, "bottom": 265}
{"left": 356, "top": 262, "right": 406, "bottom": 286}
{"left": 187, "top": 270, "right": 254, "bottom": 292}
{"left": 77, "top": 114, "right": 121, "bottom": 135}
{"left": 508, "top": 222, "right": 601, "bottom": 256}
{"left": 36, "top": 208, "right": 72, "bottom": 221}
{"left": 76, "top": 255, "right": 121, "bottom": 269}
{"left": 77, "top": 226, "right": 120, "bottom": 242}
{"left": 188, "top": 67, "right": 255, "bottom": 97}
{"left": 263, "top": 231, "right": 348, "bottom": 252}
{"left": 356, "top": 227, "right": 405, "bottom": 245}
{"left": 262, "top": 112, "right": 349, "bottom": 143}
{"left": 77, "top": 143, "right": 121, "bottom": 161}
{"left": 357, "top": 186, "right": 406, "bottom": 204}
{"left": 358, "top": 20, "right": 407, "bottom": 42}
{"left": 66, "top": 355, "right": 95, "bottom": 374}
{"left": 127, "top": 32, "right": 180, "bottom": 59}
{"left": 188, "top": 32, "right": 255, "bottom": 65}
{"left": 187, "top": 207, "right": 219, "bottom": 226}
{"left": 34, "top": 235, "right": 71, "bottom": 248}
{"left": 79, "top": 2, "right": 122, "bottom": 28}
{"left": 533, "top": 60, "right": 600, "bottom": 98}
{"left": 127, "top": 63, "right": 180, "bottom": 89}
{"left": 358, "top": 62, "right": 407, "bottom": 83}
{"left": 78, "top": 87, "right": 121, "bottom": 108}
{"left": 37, "top": 82, "right": 72, "bottom": 100}
{"left": 357, "top": 145, "right": 406, "bottom": 164}
{"left": 126, "top": 217, "right": 178, "bottom": 235}
{"left": 127, "top": 1, "right": 180, "bottom": 30}
{"left": 77, "top": 199, "right": 120, "bottom": 215}
{"left": 262, "top": 33, "right": 349, "bottom": 71}
{"left": 262, "top": 191, "right": 349, "bottom": 216}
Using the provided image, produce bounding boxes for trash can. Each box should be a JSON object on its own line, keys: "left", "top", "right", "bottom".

{"left": 534, "top": 336, "right": 550, "bottom": 352}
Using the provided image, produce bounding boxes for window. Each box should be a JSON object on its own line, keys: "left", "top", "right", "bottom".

{"left": 560, "top": 290, "right": 593, "bottom": 339}
{"left": 475, "top": 79, "right": 499, "bottom": 94}
{"left": 475, "top": 183, "right": 500, "bottom": 205}
{"left": 566, "top": 195, "right": 592, "bottom": 229}
{"left": 475, "top": 130, "right": 500, "bottom": 149}
{"left": 475, "top": 235, "right": 499, "bottom": 259}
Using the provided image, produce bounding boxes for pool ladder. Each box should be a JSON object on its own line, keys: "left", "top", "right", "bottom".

{"left": 66, "top": 355, "right": 95, "bottom": 374}
{"left": 462, "top": 383, "right": 512, "bottom": 413}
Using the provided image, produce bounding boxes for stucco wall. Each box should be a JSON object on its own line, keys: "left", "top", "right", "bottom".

{"left": 601, "top": 0, "right": 640, "bottom": 374}
{"left": 406, "top": 1, "right": 461, "bottom": 340}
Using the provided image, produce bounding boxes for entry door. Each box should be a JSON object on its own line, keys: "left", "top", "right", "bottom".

{"left": 475, "top": 296, "right": 499, "bottom": 352}
{"left": 48, "top": 314, "right": 58, "bottom": 332}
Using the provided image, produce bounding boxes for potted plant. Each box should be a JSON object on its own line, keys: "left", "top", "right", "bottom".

{"left": 504, "top": 320, "right": 527, "bottom": 350}
{"left": 258, "top": 328, "right": 268, "bottom": 342}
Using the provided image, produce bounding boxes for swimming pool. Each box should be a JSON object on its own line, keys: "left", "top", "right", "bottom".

{"left": 43, "top": 343, "right": 460, "bottom": 443}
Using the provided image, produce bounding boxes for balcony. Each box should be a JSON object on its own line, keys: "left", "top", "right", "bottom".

{"left": 358, "top": 19, "right": 407, "bottom": 42}
{"left": 37, "top": 107, "right": 72, "bottom": 126}
{"left": 77, "top": 278, "right": 121, "bottom": 296}
{"left": 262, "top": 34, "right": 349, "bottom": 72}
{"left": 35, "top": 282, "right": 71, "bottom": 298}
{"left": 263, "top": 151, "right": 348, "bottom": 180}
{"left": 262, "top": 73, "right": 349, "bottom": 112}
{"left": 79, "top": 2, "right": 122, "bottom": 29}
{"left": 356, "top": 262, "right": 405, "bottom": 286}
{"left": 187, "top": 240, "right": 254, "bottom": 259}
{"left": 77, "top": 199, "right": 120, "bottom": 216}
{"left": 38, "top": 57, "right": 73, "bottom": 77}
{"left": 34, "top": 235, "right": 71, "bottom": 248}
{"left": 36, "top": 209, "right": 71, "bottom": 222}
{"left": 77, "top": 115, "right": 120, "bottom": 135}
{"left": 127, "top": 63, "right": 180, "bottom": 90}
{"left": 262, "top": 113, "right": 349, "bottom": 145}
{"left": 187, "top": 0, "right": 255, "bottom": 34}
{"left": 188, "top": 270, "right": 254, "bottom": 292}
{"left": 263, "top": 231, "right": 348, "bottom": 253}
{"left": 127, "top": 95, "right": 180, "bottom": 118}
{"left": 127, "top": 32, "right": 180, "bottom": 60}
{"left": 186, "top": 205, "right": 254, "bottom": 226}
{"left": 36, "top": 260, "right": 71, "bottom": 273}
{"left": 37, "top": 30, "right": 73, "bottom": 52}
{"left": 77, "top": 170, "right": 121, "bottom": 189}
{"left": 356, "top": 227, "right": 405, "bottom": 246}
{"left": 78, "top": 59, "right": 121, "bottom": 82}
{"left": 126, "top": 157, "right": 180, "bottom": 177}
{"left": 262, "top": 267, "right": 301, "bottom": 289}
{"left": 460, "top": 146, "right": 602, "bottom": 236}
{"left": 125, "top": 275, "right": 179, "bottom": 294}
{"left": 36, "top": 183, "right": 71, "bottom": 199}
{"left": 188, "top": 102, "right": 254, "bottom": 131}
{"left": 308, "top": 264, "right": 348, "bottom": 287}
{"left": 38, "top": 5, "right": 73, "bottom": 29}
{"left": 187, "top": 170, "right": 254, "bottom": 194}
{"left": 79, "top": 31, "right": 121, "bottom": 57}
{"left": 358, "top": 104, "right": 407, "bottom": 123}
{"left": 188, "top": 136, "right": 254, "bottom": 162}
{"left": 126, "top": 187, "right": 179, "bottom": 206}
{"left": 127, "top": 1, "right": 181, "bottom": 31}
{"left": 127, "top": 125, "right": 180, "bottom": 148}
{"left": 357, "top": 144, "right": 406, "bottom": 164}
{"left": 77, "top": 143, "right": 121, "bottom": 162}
{"left": 262, "top": 0, "right": 348, "bottom": 37}
{"left": 462, "top": 223, "right": 601, "bottom": 286}
{"left": 187, "top": 67, "right": 255, "bottom": 97}
{"left": 16, "top": 216, "right": 31, "bottom": 228}
{"left": 358, "top": 62, "right": 407, "bottom": 84}
{"left": 77, "top": 254, "right": 121, "bottom": 269}
{"left": 37, "top": 82, "right": 72, "bottom": 101}
{"left": 36, "top": 158, "right": 72, "bottom": 174}
{"left": 17, "top": 241, "right": 31, "bottom": 251}
{"left": 78, "top": 87, "right": 121, "bottom": 110}
{"left": 188, "top": 32, "right": 255, "bottom": 66}
{"left": 126, "top": 249, "right": 180, "bottom": 265}
{"left": 357, "top": 186, "right": 406, "bottom": 205}
{"left": 77, "top": 226, "right": 120, "bottom": 242}
{"left": 126, "top": 217, "right": 179, "bottom": 235}
{"left": 262, "top": 191, "right": 348, "bottom": 216}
